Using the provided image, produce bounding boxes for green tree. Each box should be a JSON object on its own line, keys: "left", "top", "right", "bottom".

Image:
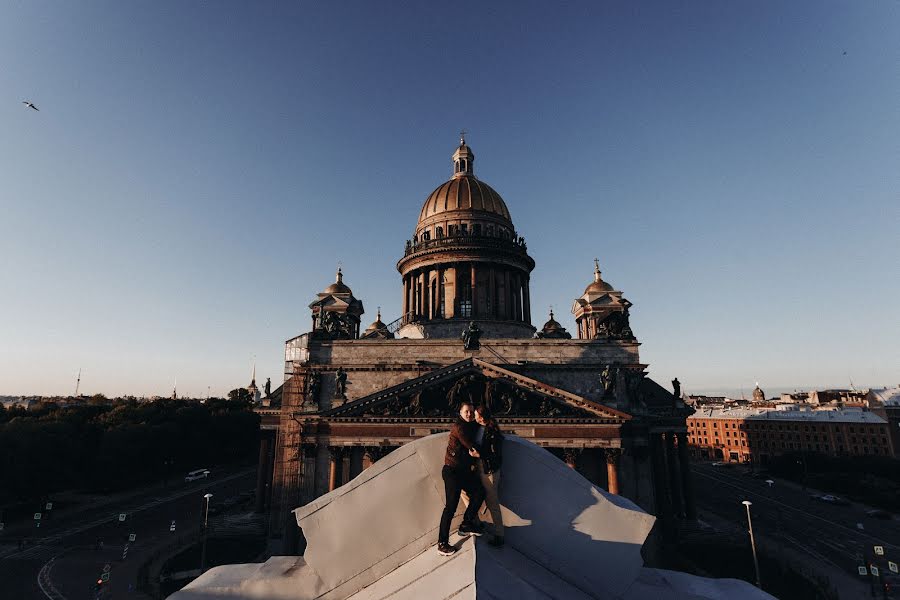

{"left": 228, "top": 388, "right": 253, "bottom": 404}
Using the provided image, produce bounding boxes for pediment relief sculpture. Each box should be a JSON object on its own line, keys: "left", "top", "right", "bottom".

{"left": 362, "top": 374, "right": 594, "bottom": 419}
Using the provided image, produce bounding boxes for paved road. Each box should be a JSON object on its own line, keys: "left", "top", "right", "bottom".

{"left": 0, "top": 468, "right": 257, "bottom": 600}
{"left": 692, "top": 462, "right": 900, "bottom": 594}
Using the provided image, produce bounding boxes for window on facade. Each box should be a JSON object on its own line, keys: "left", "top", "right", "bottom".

{"left": 473, "top": 223, "right": 482, "bottom": 236}
{"left": 458, "top": 276, "right": 472, "bottom": 318}
{"left": 461, "top": 223, "right": 468, "bottom": 235}
{"left": 423, "top": 230, "right": 431, "bottom": 241}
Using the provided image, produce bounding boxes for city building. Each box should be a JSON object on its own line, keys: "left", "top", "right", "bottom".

{"left": 687, "top": 406, "right": 894, "bottom": 464}
{"left": 869, "top": 386, "right": 900, "bottom": 456}
{"left": 258, "top": 138, "right": 695, "bottom": 553}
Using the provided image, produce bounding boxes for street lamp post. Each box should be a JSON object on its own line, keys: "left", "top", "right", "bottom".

{"left": 200, "top": 493, "right": 213, "bottom": 573}
{"left": 742, "top": 500, "right": 762, "bottom": 589}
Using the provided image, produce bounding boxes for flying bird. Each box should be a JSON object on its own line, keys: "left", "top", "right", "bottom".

{"left": 22, "top": 101, "right": 39, "bottom": 111}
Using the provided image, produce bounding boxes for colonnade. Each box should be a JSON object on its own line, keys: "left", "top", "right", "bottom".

{"left": 401, "top": 262, "right": 531, "bottom": 324}
{"left": 649, "top": 430, "right": 696, "bottom": 521}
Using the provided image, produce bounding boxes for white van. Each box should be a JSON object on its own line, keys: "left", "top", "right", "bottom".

{"left": 184, "top": 469, "right": 210, "bottom": 482}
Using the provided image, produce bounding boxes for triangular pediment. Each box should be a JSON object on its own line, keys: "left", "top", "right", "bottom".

{"left": 310, "top": 296, "right": 351, "bottom": 310}
{"left": 323, "top": 358, "right": 630, "bottom": 421}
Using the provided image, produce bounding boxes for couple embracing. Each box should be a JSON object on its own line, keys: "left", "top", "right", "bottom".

{"left": 437, "top": 400, "right": 504, "bottom": 556}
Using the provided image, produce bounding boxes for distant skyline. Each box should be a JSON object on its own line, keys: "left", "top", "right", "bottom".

{"left": 1, "top": 2, "right": 898, "bottom": 398}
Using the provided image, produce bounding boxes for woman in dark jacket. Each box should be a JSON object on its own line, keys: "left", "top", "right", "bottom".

{"left": 473, "top": 404, "right": 504, "bottom": 546}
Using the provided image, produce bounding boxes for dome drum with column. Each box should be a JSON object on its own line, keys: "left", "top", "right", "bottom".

{"left": 396, "top": 138, "right": 536, "bottom": 338}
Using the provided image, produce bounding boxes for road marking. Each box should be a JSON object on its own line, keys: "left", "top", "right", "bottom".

{"left": 693, "top": 468, "right": 899, "bottom": 551}
{"left": 36, "top": 554, "right": 67, "bottom": 600}
{"left": 0, "top": 468, "right": 254, "bottom": 561}
{"left": 780, "top": 532, "right": 845, "bottom": 570}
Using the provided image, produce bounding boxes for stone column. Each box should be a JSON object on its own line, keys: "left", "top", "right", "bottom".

{"left": 509, "top": 272, "right": 517, "bottom": 321}
{"left": 436, "top": 267, "right": 444, "bottom": 318}
{"left": 677, "top": 432, "right": 697, "bottom": 520}
{"left": 349, "top": 447, "right": 364, "bottom": 479}
{"left": 488, "top": 266, "right": 496, "bottom": 317}
{"left": 503, "top": 270, "right": 511, "bottom": 319}
{"left": 605, "top": 448, "right": 622, "bottom": 495}
{"left": 523, "top": 277, "right": 531, "bottom": 325}
{"left": 328, "top": 447, "right": 342, "bottom": 492}
{"left": 300, "top": 445, "right": 317, "bottom": 505}
{"left": 563, "top": 448, "right": 580, "bottom": 469}
{"left": 314, "top": 443, "right": 330, "bottom": 498}
{"left": 649, "top": 432, "right": 670, "bottom": 519}
{"left": 423, "top": 269, "right": 431, "bottom": 320}
{"left": 665, "top": 432, "right": 684, "bottom": 517}
{"left": 402, "top": 276, "right": 408, "bottom": 318}
{"left": 470, "top": 263, "right": 477, "bottom": 317}
{"left": 254, "top": 433, "right": 271, "bottom": 513}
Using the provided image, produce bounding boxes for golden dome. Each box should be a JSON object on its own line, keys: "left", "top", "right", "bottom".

{"left": 584, "top": 259, "right": 614, "bottom": 295}
{"left": 324, "top": 268, "right": 352, "bottom": 295}
{"left": 418, "top": 176, "right": 511, "bottom": 224}
{"left": 416, "top": 140, "right": 512, "bottom": 229}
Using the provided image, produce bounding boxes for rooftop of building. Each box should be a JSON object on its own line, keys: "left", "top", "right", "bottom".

{"left": 869, "top": 386, "right": 900, "bottom": 406}
{"left": 172, "top": 433, "right": 770, "bottom": 600}
{"left": 689, "top": 406, "right": 887, "bottom": 424}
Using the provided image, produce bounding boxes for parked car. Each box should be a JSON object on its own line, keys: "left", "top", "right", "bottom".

{"left": 866, "top": 509, "right": 892, "bottom": 520}
{"left": 814, "top": 494, "right": 850, "bottom": 506}
{"left": 184, "top": 468, "right": 210, "bottom": 482}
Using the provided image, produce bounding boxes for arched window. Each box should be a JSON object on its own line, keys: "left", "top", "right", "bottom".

{"left": 423, "top": 230, "right": 431, "bottom": 241}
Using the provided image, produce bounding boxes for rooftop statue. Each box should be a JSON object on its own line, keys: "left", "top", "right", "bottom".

{"left": 335, "top": 367, "right": 348, "bottom": 398}
{"left": 461, "top": 321, "right": 482, "bottom": 350}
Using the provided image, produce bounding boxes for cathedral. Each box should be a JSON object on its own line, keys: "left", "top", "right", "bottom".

{"left": 261, "top": 137, "right": 696, "bottom": 553}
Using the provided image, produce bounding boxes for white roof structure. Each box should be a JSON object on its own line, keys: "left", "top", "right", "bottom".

{"left": 690, "top": 407, "right": 887, "bottom": 424}
{"left": 870, "top": 387, "right": 900, "bottom": 406}
{"left": 171, "top": 434, "right": 772, "bottom": 600}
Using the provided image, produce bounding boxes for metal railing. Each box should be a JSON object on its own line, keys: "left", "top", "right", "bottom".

{"left": 402, "top": 233, "right": 528, "bottom": 258}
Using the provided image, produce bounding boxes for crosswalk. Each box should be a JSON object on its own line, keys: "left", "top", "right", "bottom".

{"left": 0, "top": 543, "right": 66, "bottom": 561}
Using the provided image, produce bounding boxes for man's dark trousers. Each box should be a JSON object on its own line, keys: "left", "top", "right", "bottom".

{"left": 438, "top": 465, "right": 485, "bottom": 545}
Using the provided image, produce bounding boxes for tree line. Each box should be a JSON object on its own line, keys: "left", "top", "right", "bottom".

{"left": 0, "top": 394, "right": 260, "bottom": 503}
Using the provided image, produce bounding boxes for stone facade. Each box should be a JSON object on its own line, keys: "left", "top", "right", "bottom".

{"left": 260, "top": 138, "right": 695, "bottom": 554}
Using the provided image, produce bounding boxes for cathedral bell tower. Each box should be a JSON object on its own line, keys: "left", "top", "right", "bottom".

{"left": 571, "top": 260, "right": 636, "bottom": 341}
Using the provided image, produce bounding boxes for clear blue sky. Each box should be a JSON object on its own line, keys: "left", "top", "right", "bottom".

{"left": 1, "top": 2, "right": 897, "bottom": 398}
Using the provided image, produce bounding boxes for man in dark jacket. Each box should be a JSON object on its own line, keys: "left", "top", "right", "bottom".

{"left": 437, "top": 401, "right": 486, "bottom": 556}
